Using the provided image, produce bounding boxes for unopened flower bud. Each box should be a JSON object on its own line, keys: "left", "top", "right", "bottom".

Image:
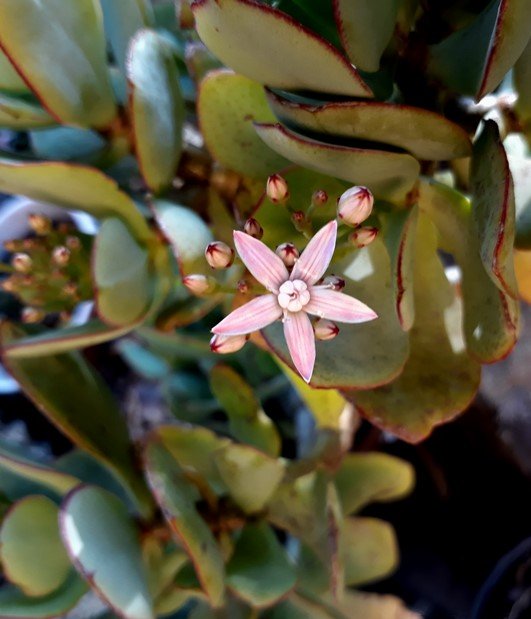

{"left": 266, "top": 174, "right": 289, "bottom": 204}
{"left": 291, "top": 210, "right": 306, "bottom": 226}
{"left": 183, "top": 274, "right": 215, "bottom": 296}
{"left": 244, "top": 217, "right": 263, "bottom": 239}
{"left": 337, "top": 186, "right": 374, "bottom": 227}
{"left": 1, "top": 278, "right": 15, "bottom": 292}
{"left": 28, "top": 213, "right": 51, "bottom": 235}
{"left": 205, "top": 241, "right": 234, "bottom": 269}
{"left": 66, "top": 236, "right": 81, "bottom": 251}
{"left": 237, "top": 279, "right": 249, "bottom": 294}
{"left": 210, "top": 333, "right": 249, "bottom": 354}
{"left": 322, "top": 275, "right": 345, "bottom": 291}
{"left": 350, "top": 226, "right": 378, "bottom": 248}
{"left": 314, "top": 318, "right": 339, "bottom": 341}
{"left": 275, "top": 242, "right": 299, "bottom": 267}
{"left": 12, "top": 253, "right": 32, "bottom": 273}
{"left": 21, "top": 307, "right": 45, "bottom": 324}
{"left": 52, "top": 246, "right": 71, "bottom": 266}
{"left": 311, "top": 190, "right": 328, "bottom": 207}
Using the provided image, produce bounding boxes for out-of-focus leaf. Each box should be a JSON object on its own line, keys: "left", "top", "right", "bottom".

{"left": 515, "top": 37, "right": 531, "bottom": 123}
{"left": 93, "top": 218, "right": 152, "bottom": 326}
{"left": 60, "top": 486, "right": 154, "bottom": 619}
{"left": 0, "top": 496, "right": 71, "bottom": 597}
{"left": 144, "top": 440, "right": 225, "bottom": 608}
{"left": 0, "top": 50, "right": 29, "bottom": 93}
{"left": 128, "top": 29, "right": 184, "bottom": 194}
{"left": 352, "top": 215, "right": 481, "bottom": 443}
{"left": 192, "top": 0, "right": 372, "bottom": 97}
{"left": 0, "top": 94, "right": 54, "bottom": 129}
{"left": 0, "top": 161, "right": 151, "bottom": 241}
{"left": 213, "top": 444, "right": 285, "bottom": 513}
{"left": 266, "top": 91, "right": 472, "bottom": 161}
{"left": 333, "top": 0, "right": 399, "bottom": 72}
{"left": 419, "top": 179, "right": 519, "bottom": 362}
{"left": 227, "top": 522, "right": 296, "bottom": 607}
{"left": 0, "top": 0, "right": 116, "bottom": 128}
{"left": 510, "top": 155, "right": 531, "bottom": 249}
{"left": 342, "top": 517, "right": 398, "bottom": 586}
{"left": 335, "top": 452, "right": 414, "bottom": 514}
{"left": 515, "top": 249, "right": 531, "bottom": 302}
{"left": 264, "top": 239, "right": 409, "bottom": 389}
{"left": 471, "top": 120, "right": 518, "bottom": 298}
{"left": 255, "top": 123, "right": 420, "bottom": 203}
{"left": 30, "top": 127, "right": 106, "bottom": 162}
{"left": 1, "top": 323, "right": 153, "bottom": 518}
{"left": 209, "top": 365, "right": 280, "bottom": 457}
{"left": 198, "top": 71, "right": 289, "bottom": 179}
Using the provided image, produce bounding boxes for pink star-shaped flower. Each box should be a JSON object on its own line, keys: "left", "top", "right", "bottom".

{"left": 211, "top": 220, "right": 377, "bottom": 383}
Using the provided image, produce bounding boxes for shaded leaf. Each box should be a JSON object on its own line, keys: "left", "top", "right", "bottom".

{"left": 0, "top": 50, "right": 29, "bottom": 94}
{"left": 514, "top": 37, "right": 531, "bottom": 123}
{"left": 30, "top": 127, "right": 106, "bottom": 163}
{"left": 0, "top": 94, "right": 54, "bottom": 129}
{"left": 510, "top": 155, "right": 531, "bottom": 249}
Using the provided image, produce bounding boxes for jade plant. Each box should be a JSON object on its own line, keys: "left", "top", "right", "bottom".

{"left": 0, "top": 0, "right": 529, "bottom": 616}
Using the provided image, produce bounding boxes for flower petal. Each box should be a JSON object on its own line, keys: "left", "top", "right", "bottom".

{"left": 234, "top": 231, "right": 289, "bottom": 292}
{"left": 305, "top": 288, "right": 378, "bottom": 323}
{"left": 283, "top": 311, "right": 316, "bottom": 383}
{"left": 212, "top": 294, "right": 282, "bottom": 335}
{"left": 291, "top": 220, "right": 337, "bottom": 285}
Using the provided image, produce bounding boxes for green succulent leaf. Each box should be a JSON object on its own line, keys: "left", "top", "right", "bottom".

{"left": 342, "top": 517, "right": 398, "bottom": 586}
{"left": 213, "top": 444, "right": 285, "bottom": 514}
{"left": 333, "top": 0, "right": 400, "bottom": 72}
{"left": 352, "top": 214, "right": 481, "bottom": 443}
{"left": 198, "top": 71, "right": 290, "bottom": 179}
{"left": 419, "top": 179, "right": 519, "bottom": 362}
{"left": 94, "top": 218, "right": 152, "bottom": 326}
{"left": 128, "top": 29, "right": 185, "bottom": 194}
{"left": 0, "top": 161, "right": 151, "bottom": 242}
{"left": 0, "top": 496, "right": 72, "bottom": 597}
{"left": 255, "top": 123, "right": 420, "bottom": 203}
{"left": 0, "top": 50, "right": 30, "bottom": 94}
{"left": 60, "top": 486, "right": 154, "bottom": 619}
{"left": 100, "top": 0, "right": 154, "bottom": 73}
{"left": 0, "top": 0, "right": 116, "bottom": 127}
{"left": 510, "top": 155, "right": 531, "bottom": 249}
{"left": 264, "top": 238, "right": 409, "bottom": 389}
{"left": 0, "top": 94, "right": 55, "bottom": 129}
{"left": 227, "top": 522, "right": 296, "bottom": 607}
{"left": 334, "top": 590, "right": 418, "bottom": 619}
{"left": 144, "top": 440, "right": 226, "bottom": 608}
{"left": 471, "top": 120, "right": 518, "bottom": 298}
{"left": 192, "top": 0, "right": 372, "bottom": 97}
{"left": 1, "top": 323, "right": 153, "bottom": 519}
{"left": 266, "top": 91, "right": 472, "bottom": 161}
{"left": 0, "top": 573, "right": 87, "bottom": 619}
{"left": 209, "top": 365, "right": 281, "bottom": 457}
{"left": 29, "top": 127, "right": 106, "bottom": 163}
{"left": 335, "top": 452, "right": 415, "bottom": 514}
{"left": 515, "top": 37, "right": 531, "bottom": 123}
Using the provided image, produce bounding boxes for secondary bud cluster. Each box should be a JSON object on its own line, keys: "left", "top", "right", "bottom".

{"left": 337, "top": 186, "right": 374, "bottom": 227}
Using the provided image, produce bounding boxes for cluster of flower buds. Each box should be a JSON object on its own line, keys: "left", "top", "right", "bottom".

{"left": 205, "top": 241, "right": 235, "bottom": 269}
{"left": 0, "top": 216, "right": 93, "bottom": 323}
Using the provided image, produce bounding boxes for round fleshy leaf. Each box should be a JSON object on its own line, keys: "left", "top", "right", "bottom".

{"left": 227, "top": 523, "right": 296, "bottom": 608}
{"left": 0, "top": 94, "right": 54, "bottom": 129}
{"left": 192, "top": 0, "right": 372, "bottom": 98}
{"left": 266, "top": 91, "right": 472, "bottom": 161}
{"left": 0, "top": 496, "right": 71, "bottom": 597}
{"left": 60, "top": 486, "right": 154, "bottom": 619}
{"left": 255, "top": 123, "right": 420, "bottom": 203}
{"left": 128, "top": 30, "right": 185, "bottom": 194}
{"left": 0, "top": 0, "right": 116, "bottom": 128}
{"left": 510, "top": 155, "right": 531, "bottom": 249}
{"left": 198, "top": 71, "right": 289, "bottom": 179}
{"left": 352, "top": 214, "right": 481, "bottom": 443}
{"left": 30, "top": 127, "right": 106, "bottom": 163}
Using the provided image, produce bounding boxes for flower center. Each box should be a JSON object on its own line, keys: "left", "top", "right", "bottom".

{"left": 277, "top": 279, "right": 310, "bottom": 312}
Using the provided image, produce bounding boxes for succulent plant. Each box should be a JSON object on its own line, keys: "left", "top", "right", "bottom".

{"left": 0, "top": 0, "right": 529, "bottom": 616}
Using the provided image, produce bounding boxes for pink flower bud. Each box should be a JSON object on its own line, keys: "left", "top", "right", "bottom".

{"left": 52, "top": 246, "right": 70, "bottom": 266}
{"left": 210, "top": 333, "right": 249, "bottom": 354}
{"left": 275, "top": 242, "right": 299, "bottom": 267}
{"left": 28, "top": 213, "right": 51, "bottom": 235}
{"left": 183, "top": 274, "right": 214, "bottom": 296}
{"left": 266, "top": 174, "right": 289, "bottom": 204}
{"left": 311, "top": 189, "right": 328, "bottom": 207}
{"left": 350, "top": 226, "right": 378, "bottom": 248}
{"left": 314, "top": 318, "right": 339, "bottom": 341}
{"left": 205, "top": 241, "right": 235, "bottom": 269}
{"left": 244, "top": 217, "right": 263, "bottom": 239}
{"left": 322, "top": 274, "right": 345, "bottom": 291}
{"left": 337, "top": 186, "right": 374, "bottom": 227}
{"left": 12, "top": 253, "right": 32, "bottom": 273}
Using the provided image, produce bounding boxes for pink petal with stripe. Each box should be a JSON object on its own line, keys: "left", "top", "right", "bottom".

{"left": 212, "top": 294, "right": 282, "bottom": 336}
{"left": 283, "top": 311, "right": 316, "bottom": 383}
{"left": 305, "top": 288, "right": 377, "bottom": 323}
{"left": 234, "top": 231, "right": 289, "bottom": 292}
{"left": 290, "top": 220, "right": 337, "bottom": 285}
